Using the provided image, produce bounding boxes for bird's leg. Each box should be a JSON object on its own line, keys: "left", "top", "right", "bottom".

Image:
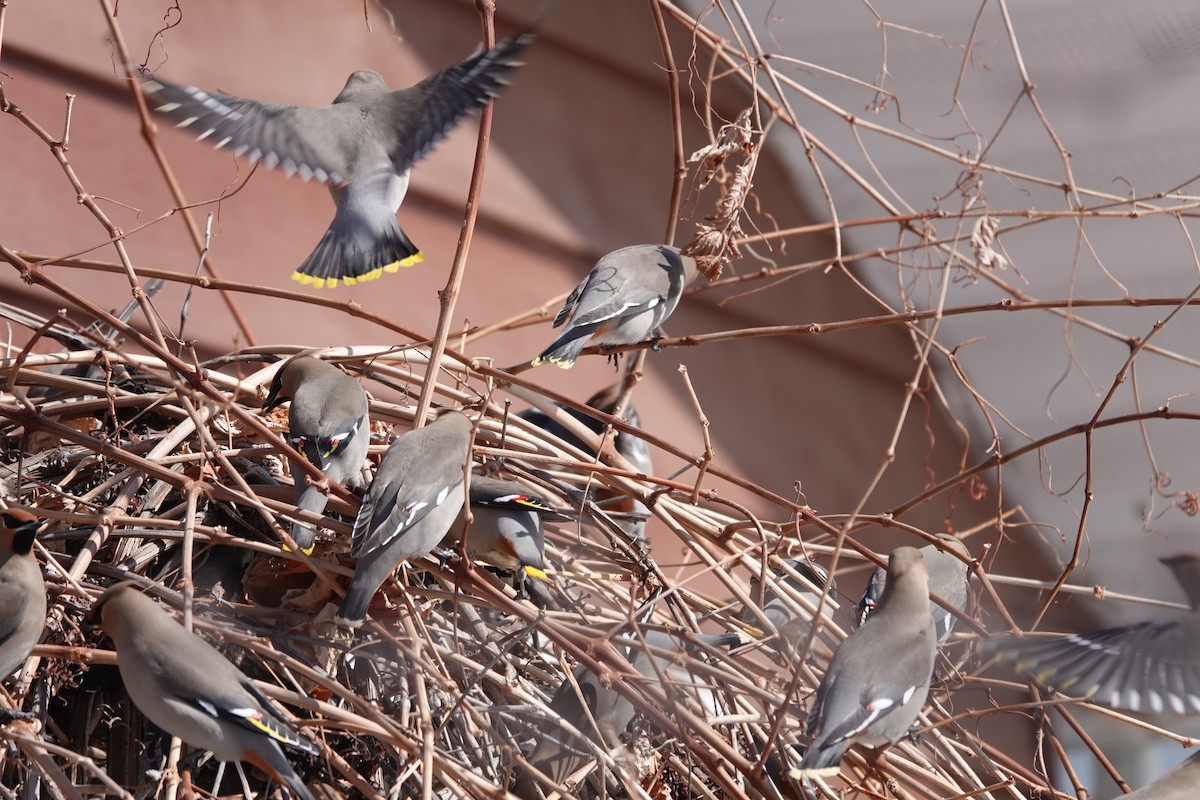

{"left": 600, "top": 346, "right": 625, "bottom": 369}
{"left": 433, "top": 545, "right": 460, "bottom": 570}
{"left": 648, "top": 331, "right": 664, "bottom": 352}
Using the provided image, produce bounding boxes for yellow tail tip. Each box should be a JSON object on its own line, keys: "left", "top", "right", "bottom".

{"left": 292, "top": 255, "right": 422, "bottom": 288}
{"left": 524, "top": 566, "right": 548, "bottom": 580}
{"left": 789, "top": 766, "right": 840, "bottom": 779}
{"left": 741, "top": 625, "right": 766, "bottom": 639}
{"left": 531, "top": 355, "right": 576, "bottom": 369}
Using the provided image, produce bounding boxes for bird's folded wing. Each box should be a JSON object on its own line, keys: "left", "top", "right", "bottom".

{"left": 0, "top": 581, "right": 29, "bottom": 646}
{"left": 551, "top": 277, "right": 589, "bottom": 328}
{"left": 820, "top": 679, "right": 924, "bottom": 747}
{"left": 351, "top": 478, "right": 461, "bottom": 556}
{"left": 177, "top": 682, "right": 319, "bottom": 755}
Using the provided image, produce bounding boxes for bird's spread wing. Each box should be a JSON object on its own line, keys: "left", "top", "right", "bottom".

{"left": 999, "top": 621, "right": 1200, "bottom": 715}
{"left": 290, "top": 413, "right": 365, "bottom": 470}
{"left": 384, "top": 33, "right": 531, "bottom": 175}
{"left": 143, "top": 79, "right": 364, "bottom": 183}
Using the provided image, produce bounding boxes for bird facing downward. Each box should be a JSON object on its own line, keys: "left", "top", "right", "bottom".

{"left": 444, "top": 475, "right": 561, "bottom": 606}
{"left": 336, "top": 411, "right": 474, "bottom": 626}
{"left": 992, "top": 552, "right": 1200, "bottom": 716}
{"left": 90, "top": 583, "right": 317, "bottom": 800}
{"left": 263, "top": 356, "right": 370, "bottom": 553}
{"left": 792, "top": 546, "right": 937, "bottom": 779}
{"left": 533, "top": 244, "right": 700, "bottom": 368}
{"left": 143, "top": 33, "right": 531, "bottom": 288}
{"left": 0, "top": 510, "right": 46, "bottom": 683}
{"left": 517, "top": 383, "right": 654, "bottom": 537}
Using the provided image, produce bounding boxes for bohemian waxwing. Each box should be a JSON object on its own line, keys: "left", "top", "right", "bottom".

{"left": 857, "top": 534, "right": 971, "bottom": 643}
{"left": 443, "top": 475, "right": 559, "bottom": 604}
{"left": 792, "top": 546, "right": 937, "bottom": 778}
{"left": 89, "top": 583, "right": 317, "bottom": 800}
{"left": 518, "top": 385, "right": 654, "bottom": 477}
{"left": 515, "top": 627, "right": 745, "bottom": 797}
{"left": 143, "top": 34, "right": 531, "bottom": 288}
{"left": 0, "top": 510, "right": 45, "bottom": 682}
{"left": 992, "top": 552, "right": 1200, "bottom": 715}
{"left": 740, "top": 559, "right": 836, "bottom": 647}
{"left": 335, "top": 411, "right": 473, "bottom": 626}
{"left": 263, "top": 356, "right": 370, "bottom": 553}
{"left": 533, "top": 245, "right": 699, "bottom": 368}
{"left": 518, "top": 384, "right": 653, "bottom": 536}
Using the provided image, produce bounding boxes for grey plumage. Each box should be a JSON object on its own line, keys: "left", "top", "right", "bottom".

{"left": 740, "top": 559, "right": 836, "bottom": 648}
{"left": 336, "top": 411, "right": 474, "bottom": 626}
{"left": 263, "top": 356, "right": 370, "bottom": 553}
{"left": 143, "top": 34, "right": 531, "bottom": 288}
{"left": 0, "top": 510, "right": 45, "bottom": 682}
{"left": 516, "top": 627, "right": 744, "bottom": 797}
{"left": 517, "top": 384, "right": 653, "bottom": 536}
{"left": 792, "top": 546, "right": 936, "bottom": 778}
{"left": 857, "top": 534, "right": 970, "bottom": 643}
{"left": 518, "top": 384, "right": 653, "bottom": 477}
{"left": 533, "top": 245, "right": 700, "bottom": 368}
{"left": 90, "top": 583, "right": 317, "bottom": 800}
{"left": 444, "top": 475, "right": 559, "bottom": 605}
{"left": 1121, "top": 749, "right": 1200, "bottom": 799}
{"left": 993, "top": 552, "right": 1200, "bottom": 716}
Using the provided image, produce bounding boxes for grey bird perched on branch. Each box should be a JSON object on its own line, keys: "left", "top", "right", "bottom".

{"left": 143, "top": 33, "right": 531, "bottom": 288}
{"left": 791, "top": 546, "right": 937, "bottom": 779}
{"left": 992, "top": 552, "right": 1200, "bottom": 716}
{"left": 533, "top": 245, "right": 700, "bottom": 368}
{"left": 740, "top": 559, "right": 836, "bottom": 648}
{"left": 335, "top": 411, "right": 474, "bottom": 626}
{"left": 857, "top": 534, "right": 971, "bottom": 644}
{"left": 263, "top": 356, "right": 370, "bottom": 554}
{"left": 0, "top": 510, "right": 45, "bottom": 685}
{"left": 518, "top": 384, "right": 654, "bottom": 536}
{"left": 514, "top": 626, "right": 746, "bottom": 798}
{"left": 89, "top": 583, "right": 318, "bottom": 800}
{"left": 443, "top": 475, "right": 561, "bottom": 606}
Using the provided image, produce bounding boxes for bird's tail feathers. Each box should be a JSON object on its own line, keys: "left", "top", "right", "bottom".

{"left": 521, "top": 570, "right": 558, "bottom": 609}
{"left": 532, "top": 327, "right": 594, "bottom": 369}
{"left": 335, "top": 583, "right": 375, "bottom": 627}
{"left": 293, "top": 209, "right": 422, "bottom": 289}
{"left": 788, "top": 740, "right": 844, "bottom": 780}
